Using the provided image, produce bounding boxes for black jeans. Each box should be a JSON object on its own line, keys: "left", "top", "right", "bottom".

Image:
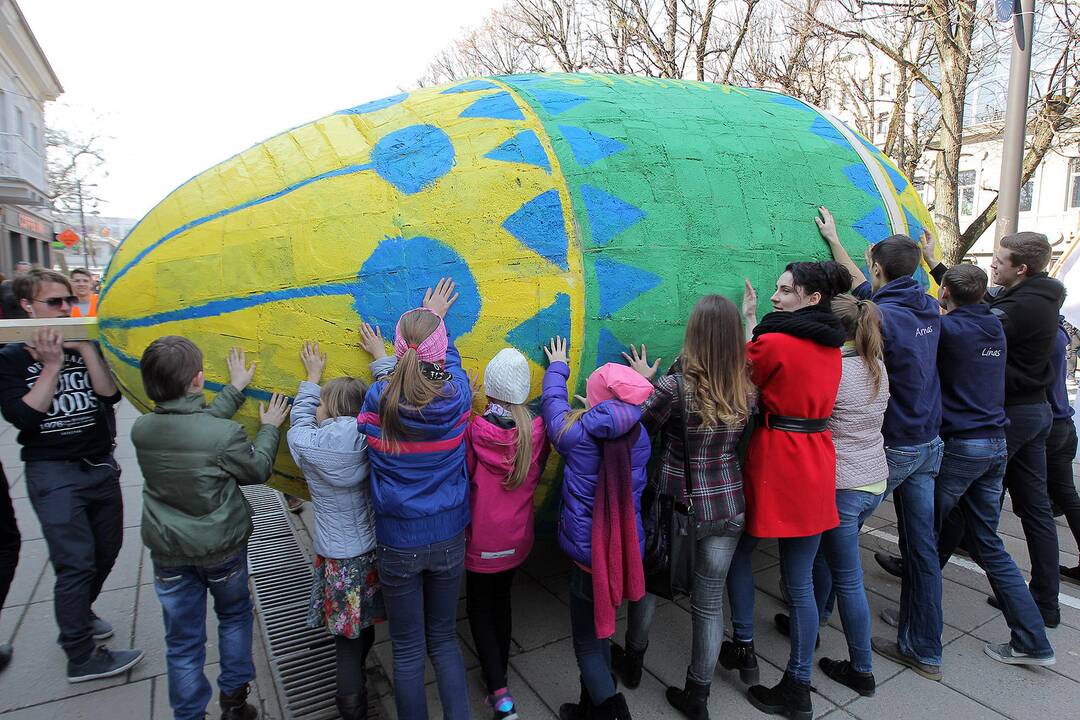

{"left": 1003, "top": 402, "right": 1059, "bottom": 616}
{"left": 25, "top": 456, "right": 123, "bottom": 661}
{"left": 0, "top": 464, "right": 19, "bottom": 615}
{"left": 465, "top": 568, "right": 516, "bottom": 694}
{"left": 1046, "top": 419, "right": 1080, "bottom": 553}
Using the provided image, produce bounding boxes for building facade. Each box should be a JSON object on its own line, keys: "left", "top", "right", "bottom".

{"left": 0, "top": 0, "right": 61, "bottom": 277}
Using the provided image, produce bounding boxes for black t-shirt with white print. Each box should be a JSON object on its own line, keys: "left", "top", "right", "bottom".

{"left": 0, "top": 343, "right": 120, "bottom": 462}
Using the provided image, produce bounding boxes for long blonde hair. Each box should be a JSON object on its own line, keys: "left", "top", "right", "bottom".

{"left": 831, "top": 294, "right": 885, "bottom": 399}
{"left": 379, "top": 309, "right": 447, "bottom": 452}
{"left": 321, "top": 377, "right": 367, "bottom": 417}
{"left": 493, "top": 401, "right": 535, "bottom": 490}
{"left": 681, "top": 295, "right": 752, "bottom": 427}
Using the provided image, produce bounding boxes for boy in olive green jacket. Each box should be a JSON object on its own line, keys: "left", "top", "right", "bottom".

{"left": 132, "top": 336, "right": 290, "bottom": 720}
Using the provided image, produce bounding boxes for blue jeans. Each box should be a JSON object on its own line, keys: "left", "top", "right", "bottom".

{"left": 1003, "top": 402, "right": 1059, "bottom": 616}
{"left": 885, "top": 438, "right": 944, "bottom": 666}
{"left": 25, "top": 457, "right": 123, "bottom": 661}
{"left": 568, "top": 564, "right": 616, "bottom": 704}
{"left": 812, "top": 490, "right": 883, "bottom": 673}
{"left": 728, "top": 533, "right": 821, "bottom": 683}
{"left": 153, "top": 550, "right": 255, "bottom": 720}
{"left": 625, "top": 518, "right": 744, "bottom": 684}
{"left": 935, "top": 437, "right": 1052, "bottom": 657}
{"left": 378, "top": 533, "right": 468, "bottom": 720}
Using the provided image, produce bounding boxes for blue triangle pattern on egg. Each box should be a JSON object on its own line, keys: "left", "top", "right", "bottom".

{"left": 852, "top": 205, "right": 890, "bottom": 245}
{"left": 484, "top": 130, "right": 551, "bottom": 173}
{"left": 594, "top": 257, "right": 662, "bottom": 317}
{"left": 597, "top": 327, "right": 628, "bottom": 366}
{"left": 530, "top": 89, "right": 590, "bottom": 115}
{"left": 770, "top": 95, "right": 812, "bottom": 113}
{"left": 843, "top": 163, "right": 879, "bottom": 198}
{"left": 904, "top": 206, "right": 926, "bottom": 242}
{"left": 502, "top": 189, "right": 569, "bottom": 269}
{"left": 854, "top": 134, "right": 910, "bottom": 194}
{"left": 809, "top": 117, "right": 849, "bottom": 148}
{"left": 580, "top": 184, "right": 645, "bottom": 246}
{"left": 558, "top": 125, "right": 626, "bottom": 167}
{"left": 506, "top": 294, "right": 571, "bottom": 366}
{"left": 460, "top": 92, "right": 525, "bottom": 120}
{"left": 441, "top": 79, "right": 500, "bottom": 94}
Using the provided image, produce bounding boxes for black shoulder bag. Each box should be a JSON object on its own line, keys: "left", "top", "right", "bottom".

{"left": 642, "top": 375, "right": 697, "bottom": 600}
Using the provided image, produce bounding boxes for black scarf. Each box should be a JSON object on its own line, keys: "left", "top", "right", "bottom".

{"left": 751, "top": 303, "right": 847, "bottom": 347}
{"left": 420, "top": 361, "right": 453, "bottom": 382}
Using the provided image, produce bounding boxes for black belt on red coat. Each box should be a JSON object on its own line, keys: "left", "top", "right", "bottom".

{"left": 756, "top": 411, "right": 829, "bottom": 433}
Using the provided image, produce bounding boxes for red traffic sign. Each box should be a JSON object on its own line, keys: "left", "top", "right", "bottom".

{"left": 58, "top": 229, "right": 80, "bottom": 247}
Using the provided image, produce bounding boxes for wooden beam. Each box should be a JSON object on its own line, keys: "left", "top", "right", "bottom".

{"left": 0, "top": 317, "right": 99, "bottom": 343}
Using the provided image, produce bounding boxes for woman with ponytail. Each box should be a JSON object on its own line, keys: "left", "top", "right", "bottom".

{"left": 721, "top": 261, "right": 850, "bottom": 720}
{"left": 356, "top": 278, "right": 472, "bottom": 720}
{"left": 464, "top": 348, "right": 549, "bottom": 720}
{"left": 613, "top": 295, "right": 752, "bottom": 720}
{"left": 772, "top": 293, "right": 889, "bottom": 698}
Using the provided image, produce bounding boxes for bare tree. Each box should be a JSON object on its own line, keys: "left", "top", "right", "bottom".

{"left": 46, "top": 127, "right": 107, "bottom": 268}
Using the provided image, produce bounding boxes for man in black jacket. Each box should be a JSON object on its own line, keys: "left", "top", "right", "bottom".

{"left": 985, "top": 232, "right": 1064, "bottom": 628}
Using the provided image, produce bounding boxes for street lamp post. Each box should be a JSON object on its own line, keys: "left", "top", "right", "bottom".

{"left": 995, "top": 0, "right": 1036, "bottom": 248}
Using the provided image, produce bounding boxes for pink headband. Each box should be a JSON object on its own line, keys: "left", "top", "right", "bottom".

{"left": 393, "top": 308, "right": 449, "bottom": 363}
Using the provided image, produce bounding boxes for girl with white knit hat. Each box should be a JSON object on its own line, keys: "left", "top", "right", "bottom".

{"left": 465, "top": 347, "right": 550, "bottom": 720}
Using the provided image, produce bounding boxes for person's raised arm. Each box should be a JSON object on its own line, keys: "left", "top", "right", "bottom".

{"left": 920, "top": 231, "right": 948, "bottom": 285}
{"left": 207, "top": 347, "right": 254, "bottom": 419}
{"left": 817, "top": 206, "right": 866, "bottom": 289}
{"left": 540, "top": 337, "right": 581, "bottom": 454}
{"left": 19, "top": 327, "right": 63, "bottom": 414}
{"left": 424, "top": 277, "right": 472, "bottom": 406}
{"left": 290, "top": 341, "right": 325, "bottom": 428}
{"left": 64, "top": 341, "right": 118, "bottom": 400}
{"left": 742, "top": 279, "right": 758, "bottom": 342}
{"left": 358, "top": 323, "right": 396, "bottom": 379}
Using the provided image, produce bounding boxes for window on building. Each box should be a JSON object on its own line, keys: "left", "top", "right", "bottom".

{"left": 877, "top": 112, "right": 889, "bottom": 135}
{"left": 30, "top": 123, "right": 38, "bottom": 149}
{"left": 1019, "top": 179, "right": 1034, "bottom": 212}
{"left": 879, "top": 73, "right": 891, "bottom": 95}
{"left": 959, "top": 169, "right": 977, "bottom": 216}
{"left": 14, "top": 107, "right": 23, "bottom": 137}
{"left": 1070, "top": 158, "right": 1080, "bottom": 210}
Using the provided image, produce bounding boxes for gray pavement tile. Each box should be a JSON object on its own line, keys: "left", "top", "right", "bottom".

{"left": 0, "top": 585, "right": 138, "bottom": 712}
{"left": 846, "top": 666, "right": 1010, "bottom": 720}
{"left": 7, "top": 475, "right": 26, "bottom": 500}
{"left": 11, "top": 497, "right": 41, "bottom": 542}
{"left": 0, "top": 678, "right": 153, "bottom": 720}
{"left": 509, "top": 578, "right": 571, "bottom": 651}
{"left": 120, "top": 485, "right": 142, "bottom": 529}
{"left": 520, "top": 540, "right": 570, "bottom": 581}
{"left": 939, "top": 633, "right": 1080, "bottom": 720}
{"left": 129, "top": 582, "right": 223, "bottom": 682}
{"left": 416, "top": 665, "right": 556, "bottom": 720}
{"left": 2, "top": 537, "right": 47, "bottom": 609}
{"left": 969, "top": 611, "right": 1080, "bottom": 684}
{"left": 31, "top": 527, "right": 143, "bottom": 604}
{"left": 870, "top": 499, "right": 897, "bottom": 526}
{"left": 149, "top": 662, "right": 282, "bottom": 720}
{"left": 0, "top": 598, "right": 24, "bottom": 643}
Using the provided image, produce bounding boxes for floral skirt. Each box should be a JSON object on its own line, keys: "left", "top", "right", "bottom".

{"left": 306, "top": 551, "right": 386, "bottom": 638}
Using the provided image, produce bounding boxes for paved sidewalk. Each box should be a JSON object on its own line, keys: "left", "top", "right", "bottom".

{"left": 2, "top": 400, "right": 1079, "bottom": 719}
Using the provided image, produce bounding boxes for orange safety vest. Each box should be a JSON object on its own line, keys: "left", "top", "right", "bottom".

{"left": 70, "top": 293, "right": 98, "bottom": 318}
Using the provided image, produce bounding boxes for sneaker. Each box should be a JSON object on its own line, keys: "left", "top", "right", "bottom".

{"left": 67, "top": 646, "right": 144, "bottom": 683}
{"left": 90, "top": 613, "right": 114, "bottom": 641}
{"left": 880, "top": 607, "right": 899, "bottom": 628}
{"left": 1062, "top": 565, "right": 1080, "bottom": 584}
{"left": 818, "top": 658, "right": 875, "bottom": 697}
{"left": 285, "top": 495, "right": 304, "bottom": 514}
{"left": 489, "top": 688, "right": 519, "bottom": 720}
{"left": 983, "top": 642, "right": 1056, "bottom": 667}
{"left": 986, "top": 595, "right": 1060, "bottom": 628}
{"left": 773, "top": 613, "right": 820, "bottom": 650}
{"left": 871, "top": 637, "right": 941, "bottom": 681}
{"left": 874, "top": 552, "right": 903, "bottom": 578}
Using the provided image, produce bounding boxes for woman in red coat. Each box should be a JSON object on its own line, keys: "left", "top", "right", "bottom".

{"left": 718, "top": 261, "right": 850, "bottom": 720}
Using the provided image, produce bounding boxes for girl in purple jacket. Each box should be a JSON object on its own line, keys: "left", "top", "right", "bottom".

{"left": 541, "top": 337, "right": 652, "bottom": 720}
{"left": 464, "top": 348, "right": 550, "bottom": 720}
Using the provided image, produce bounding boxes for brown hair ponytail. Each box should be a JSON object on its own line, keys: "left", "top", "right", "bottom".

{"left": 379, "top": 310, "right": 446, "bottom": 452}
{"left": 831, "top": 294, "right": 885, "bottom": 399}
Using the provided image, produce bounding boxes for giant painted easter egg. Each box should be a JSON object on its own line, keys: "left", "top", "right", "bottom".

{"left": 98, "top": 73, "right": 934, "bottom": 499}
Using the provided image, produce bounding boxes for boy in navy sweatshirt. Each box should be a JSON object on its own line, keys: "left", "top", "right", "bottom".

{"left": 819, "top": 207, "right": 945, "bottom": 681}
{"left": 932, "top": 264, "right": 1053, "bottom": 666}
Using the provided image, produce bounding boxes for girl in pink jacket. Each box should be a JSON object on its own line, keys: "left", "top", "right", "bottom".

{"left": 465, "top": 348, "right": 550, "bottom": 720}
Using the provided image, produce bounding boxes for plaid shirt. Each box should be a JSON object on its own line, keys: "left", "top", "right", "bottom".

{"left": 641, "top": 373, "right": 747, "bottom": 526}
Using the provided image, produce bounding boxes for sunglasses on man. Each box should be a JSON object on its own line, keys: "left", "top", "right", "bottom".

{"left": 33, "top": 296, "right": 79, "bottom": 309}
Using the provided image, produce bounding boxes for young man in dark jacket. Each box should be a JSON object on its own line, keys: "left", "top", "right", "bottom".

{"left": 820, "top": 207, "right": 945, "bottom": 681}
{"left": 0, "top": 269, "right": 143, "bottom": 681}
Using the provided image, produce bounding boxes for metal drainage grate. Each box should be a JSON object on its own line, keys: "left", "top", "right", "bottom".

{"left": 243, "top": 485, "right": 381, "bottom": 719}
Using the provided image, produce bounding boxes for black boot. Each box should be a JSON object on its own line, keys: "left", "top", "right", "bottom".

{"left": 665, "top": 673, "right": 710, "bottom": 720}
{"left": 559, "top": 678, "right": 593, "bottom": 720}
{"left": 818, "top": 658, "right": 875, "bottom": 697}
{"left": 612, "top": 642, "right": 645, "bottom": 689}
{"left": 746, "top": 672, "right": 812, "bottom": 720}
{"left": 220, "top": 683, "right": 258, "bottom": 720}
{"left": 773, "top": 613, "right": 820, "bottom": 650}
{"left": 594, "top": 692, "right": 632, "bottom": 720}
{"left": 335, "top": 691, "right": 367, "bottom": 720}
{"left": 718, "top": 639, "right": 759, "bottom": 685}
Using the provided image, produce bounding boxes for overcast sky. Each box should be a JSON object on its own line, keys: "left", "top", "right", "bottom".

{"left": 20, "top": 0, "right": 504, "bottom": 219}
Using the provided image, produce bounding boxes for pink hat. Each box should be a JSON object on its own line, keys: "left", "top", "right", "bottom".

{"left": 394, "top": 308, "right": 448, "bottom": 363}
{"left": 585, "top": 363, "right": 654, "bottom": 407}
